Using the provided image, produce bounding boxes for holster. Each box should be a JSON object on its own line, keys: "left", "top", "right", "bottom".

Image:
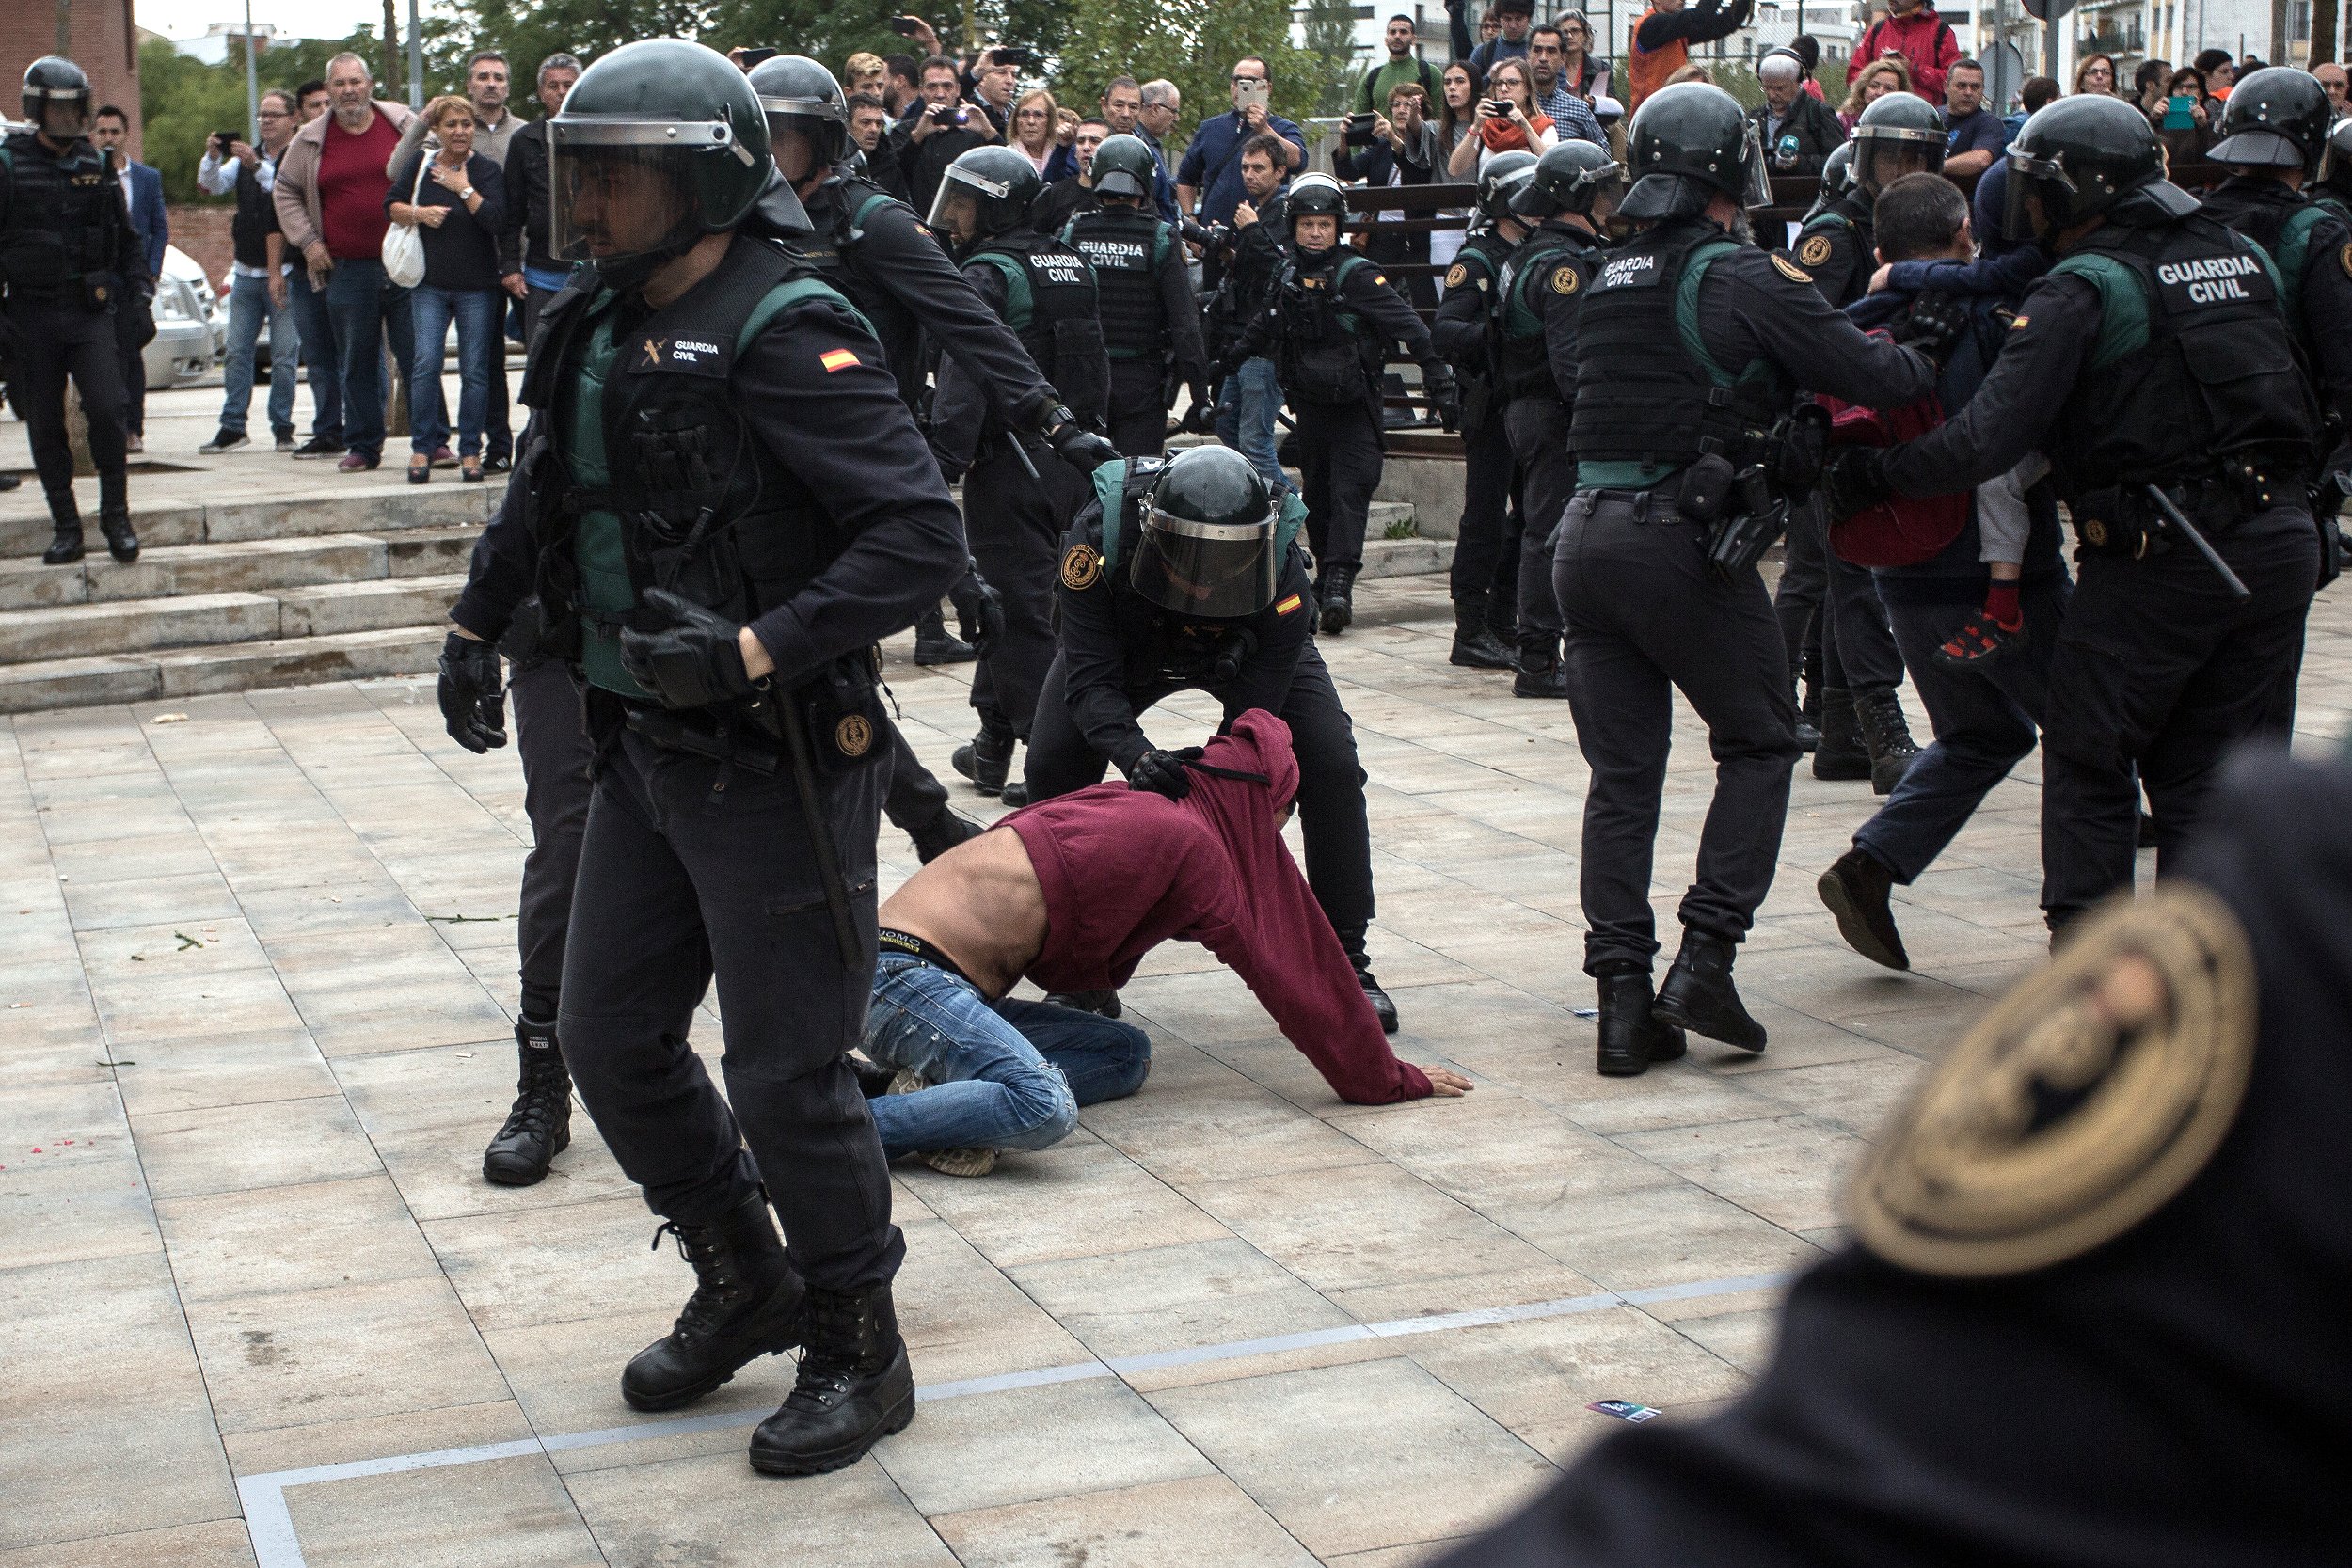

{"left": 1705, "top": 468, "right": 1791, "bottom": 581}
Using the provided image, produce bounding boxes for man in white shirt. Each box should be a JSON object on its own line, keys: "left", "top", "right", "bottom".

{"left": 199, "top": 90, "right": 302, "bottom": 452}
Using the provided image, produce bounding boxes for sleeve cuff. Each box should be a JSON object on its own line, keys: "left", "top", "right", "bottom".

{"left": 746, "top": 604, "right": 818, "bottom": 690}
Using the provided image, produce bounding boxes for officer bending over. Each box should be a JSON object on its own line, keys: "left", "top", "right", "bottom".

{"left": 1062, "top": 135, "right": 1211, "bottom": 457}
{"left": 439, "top": 40, "right": 963, "bottom": 1477}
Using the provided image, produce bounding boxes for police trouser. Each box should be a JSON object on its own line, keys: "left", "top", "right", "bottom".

{"left": 1450, "top": 404, "right": 1518, "bottom": 608}
{"left": 1506, "top": 396, "right": 1575, "bottom": 640}
{"left": 882, "top": 719, "right": 955, "bottom": 834}
{"left": 965, "top": 436, "right": 1089, "bottom": 741}
{"left": 559, "top": 726, "right": 903, "bottom": 1292}
{"left": 2039, "top": 504, "right": 2316, "bottom": 928}
{"left": 1554, "top": 491, "right": 1801, "bottom": 974}
{"left": 1772, "top": 498, "right": 1829, "bottom": 678}
{"left": 1823, "top": 552, "right": 1905, "bottom": 697}
{"left": 5, "top": 300, "right": 128, "bottom": 516}
{"left": 1023, "top": 643, "right": 1377, "bottom": 958}
{"left": 1295, "top": 397, "right": 1384, "bottom": 578}
{"left": 1106, "top": 357, "right": 1168, "bottom": 458}
{"left": 506, "top": 654, "right": 594, "bottom": 1023}
{"left": 117, "top": 308, "right": 147, "bottom": 437}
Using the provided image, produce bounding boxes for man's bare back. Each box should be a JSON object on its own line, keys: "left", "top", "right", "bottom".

{"left": 878, "top": 828, "right": 1048, "bottom": 1000}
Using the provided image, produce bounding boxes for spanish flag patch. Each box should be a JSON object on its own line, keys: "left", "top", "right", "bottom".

{"left": 1276, "top": 593, "right": 1304, "bottom": 615}
{"left": 819, "top": 347, "right": 861, "bottom": 372}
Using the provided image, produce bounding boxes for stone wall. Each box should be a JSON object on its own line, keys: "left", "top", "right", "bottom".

{"left": 1, "top": 0, "right": 144, "bottom": 158}
{"left": 167, "top": 203, "right": 237, "bottom": 285}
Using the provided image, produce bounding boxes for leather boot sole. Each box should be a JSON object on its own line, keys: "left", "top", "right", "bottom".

{"left": 748, "top": 1349, "right": 917, "bottom": 1476}
{"left": 1817, "top": 863, "right": 1911, "bottom": 971}
{"left": 621, "top": 1288, "right": 806, "bottom": 1413}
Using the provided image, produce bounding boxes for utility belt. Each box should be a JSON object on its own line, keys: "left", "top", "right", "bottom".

{"left": 616, "top": 646, "right": 886, "bottom": 777}
{"left": 1581, "top": 438, "right": 1815, "bottom": 583}
{"left": 3, "top": 267, "right": 124, "bottom": 312}
{"left": 2070, "top": 460, "right": 2303, "bottom": 559}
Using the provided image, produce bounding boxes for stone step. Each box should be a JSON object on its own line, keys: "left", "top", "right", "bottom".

{"left": 1358, "top": 534, "right": 1452, "bottom": 579}
{"left": 0, "top": 527, "right": 481, "bottom": 612}
{"left": 0, "top": 576, "right": 465, "bottom": 665}
{"left": 0, "top": 477, "right": 504, "bottom": 560}
{"left": 0, "top": 626, "right": 443, "bottom": 714}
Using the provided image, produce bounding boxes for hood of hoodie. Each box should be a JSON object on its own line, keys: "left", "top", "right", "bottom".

{"left": 1183, "top": 709, "right": 1301, "bottom": 844}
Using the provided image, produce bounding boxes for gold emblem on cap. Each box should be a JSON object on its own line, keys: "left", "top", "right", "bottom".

{"left": 834, "top": 715, "right": 873, "bottom": 757}
{"left": 1850, "top": 886, "right": 2257, "bottom": 1278}
{"left": 1061, "top": 542, "right": 1103, "bottom": 592}
{"left": 1550, "top": 263, "right": 1581, "bottom": 295}
{"left": 1798, "top": 233, "right": 1835, "bottom": 267}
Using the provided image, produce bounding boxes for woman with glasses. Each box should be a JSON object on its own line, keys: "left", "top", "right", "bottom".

{"left": 1448, "top": 57, "right": 1557, "bottom": 176}
{"left": 1555, "top": 11, "right": 1613, "bottom": 101}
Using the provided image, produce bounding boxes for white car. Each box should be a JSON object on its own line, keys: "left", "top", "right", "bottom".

{"left": 144, "top": 244, "right": 223, "bottom": 388}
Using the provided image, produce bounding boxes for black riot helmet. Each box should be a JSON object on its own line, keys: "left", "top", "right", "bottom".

{"left": 1619, "top": 82, "right": 1772, "bottom": 222}
{"left": 1091, "top": 134, "right": 1158, "bottom": 200}
{"left": 746, "top": 55, "right": 851, "bottom": 181}
{"left": 548, "top": 39, "right": 773, "bottom": 290}
{"left": 23, "top": 55, "right": 91, "bottom": 139}
{"left": 1475, "top": 150, "right": 1539, "bottom": 226}
{"left": 2002, "top": 93, "right": 2172, "bottom": 243}
{"left": 1512, "top": 139, "right": 1627, "bottom": 220}
{"left": 1850, "top": 91, "right": 1947, "bottom": 196}
{"left": 2209, "top": 66, "right": 2332, "bottom": 179}
{"left": 1802, "top": 141, "right": 1857, "bottom": 223}
{"left": 2324, "top": 119, "right": 2352, "bottom": 204}
{"left": 1131, "top": 446, "right": 1281, "bottom": 619}
{"left": 927, "top": 145, "right": 1043, "bottom": 244}
{"left": 1284, "top": 172, "right": 1349, "bottom": 249}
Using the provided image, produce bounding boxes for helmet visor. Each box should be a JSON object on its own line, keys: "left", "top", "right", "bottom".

{"left": 926, "top": 160, "right": 1015, "bottom": 235}
{"left": 548, "top": 119, "right": 746, "bottom": 266}
{"left": 2002, "top": 144, "right": 2072, "bottom": 237}
{"left": 1856, "top": 133, "right": 1943, "bottom": 195}
{"left": 1129, "top": 506, "right": 1279, "bottom": 619}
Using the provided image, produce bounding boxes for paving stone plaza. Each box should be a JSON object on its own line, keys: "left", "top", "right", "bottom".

{"left": 7, "top": 384, "right": 2349, "bottom": 1566}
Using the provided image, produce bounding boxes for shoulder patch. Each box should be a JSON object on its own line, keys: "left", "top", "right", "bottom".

{"left": 1061, "top": 543, "right": 1103, "bottom": 592}
{"left": 1772, "top": 253, "right": 1813, "bottom": 284}
{"left": 1445, "top": 261, "right": 1470, "bottom": 289}
{"left": 1275, "top": 592, "right": 1304, "bottom": 616}
{"left": 818, "top": 347, "right": 861, "bottom": 372}
{"left": 2340, "top": 240, "right": 2352, "bottom": 278}
{"left": 1850, "top": 885, "right": 2257, "bottom": 1279}
{"left": 1797, "top": 233, "right": 1835, "bottom": 268}
{"left": 834, "top": 714, "right": 874, "bottom": 757}
{"left": 2010, "top": 313, "right": 2031, "bottom": 329}
{"left": 1372, "top": 273, "right": 1387, "bottom": 286}
{"left": 1550, "top": 263, "right": 1581, "bottom": 296}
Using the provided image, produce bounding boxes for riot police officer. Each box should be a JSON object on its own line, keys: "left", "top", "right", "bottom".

{"left": 927, "top": 145, "right": 1120, "bottom": 808}
{"left": 2315, "top": 119, "right": 2352, "bottom": 226}
{"left": 1226, "top": 172, "right": 1460, "bottom": 634}
{"left": 1023, "top": 444, "right": 1402, "bottom": 1028}
{"left": 1559, "top": 83, "right": 1936, "bottom": 1075}
{"left": 1062, "top": 134, "right": 1211, "bottom": 457}
{"left": 1824, "top": 95, "right": 2322, "bottom": 933}
{"left": 437, "top": 39, "right": 964, "bottom": 1475}
{"left": 1430, "top": 150, "right": 1535, "bottom": 674}
{"left": 2, "top": 56, "right": 147, "bottom": 566}
{"left": 1788, "top": 92, "right": 1944, "bottom": 309}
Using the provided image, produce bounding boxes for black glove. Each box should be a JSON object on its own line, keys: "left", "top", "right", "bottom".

{"left": 1424, "top": 366, "right": 1462, "bottom": 434}
{"left": 437, "top": 630, "right": 508, "bottom": 753}
{"left": 1044, "top": 418, "right": 1119, "bottom": 476}
{"left": 1894, "top": 291, "right": 1967, "bottom": 365}
{"left": 1127, "top": 746, "right": 1204, "bottom": 800}
{"left": 947, "top": 560, "right": 1006, "bottom": 658}
{"left": 1820, "top": 447, "right": 1895, "bottom": 523}
{"left": 618, "top": 588, "right": 761, "bottom": 709}
{"left": 1183, "top": 383, "right": 1217, "bottom": 434}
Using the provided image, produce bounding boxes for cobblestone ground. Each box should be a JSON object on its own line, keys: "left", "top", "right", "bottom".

{"left": 6, "top": 568, "right": 2346, "bottom": 1568}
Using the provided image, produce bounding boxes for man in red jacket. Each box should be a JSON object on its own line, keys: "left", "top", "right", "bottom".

{"left": 1849, "top": 0, "right": 1961, "bottom": 104}
{"left": 861, "top": 709, "right": 1469, "bottom": 1174}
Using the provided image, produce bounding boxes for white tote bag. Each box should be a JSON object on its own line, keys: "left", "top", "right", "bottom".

{"left": 382, "top": 155, "right": 430, "bottom": 289}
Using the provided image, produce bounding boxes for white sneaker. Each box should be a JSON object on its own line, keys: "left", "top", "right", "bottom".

{"left": 885, "top": 1070, "right": 997, "bottom": 1177}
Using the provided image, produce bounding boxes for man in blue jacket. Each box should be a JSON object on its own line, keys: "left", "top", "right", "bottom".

{"left": 90, "top": 104, "right": 167, "bottom": 452}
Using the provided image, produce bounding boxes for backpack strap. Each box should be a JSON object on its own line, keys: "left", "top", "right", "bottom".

{"left": 2049, "top": 250, "right": 2151, "bottom": 371}
{"left": 736, "top": 273, "right": 875, "bottom": 355}
{"left": 967, "top": 247, "right": 1033, "bottom": 332}
{"left": 2274, "top": 202, "right": 2328, "bottom": 323}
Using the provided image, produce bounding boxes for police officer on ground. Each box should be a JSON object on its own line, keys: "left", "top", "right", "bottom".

{"left": 927, "top": 144, "right": 1120, "bottom": 809}
{"left": 1559, "top": 83, "right": 1937, "bottom": 1076}
{"left": 1062, "top": 134, "right": 1212, "bottom": 458}
{"left": 1823, "top": 95, "right": 2322, "bottom": 934}
{"left": 435, "top": 38, "right": 965, "bottom": 1476}
{"left": 1023, "top": 443, "right": 1404, "bottom": 1029}
{"left": 2, "top": 57, "right": 147, "bottom": 566}
{"left": 1226, "top": 172, "right": 1460, "bottom": 634}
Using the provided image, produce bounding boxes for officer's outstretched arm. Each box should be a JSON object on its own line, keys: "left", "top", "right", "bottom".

{"left": 1741, "top": 251, "right": 1935, "bottom": 408}
{"left": 1056, "top": 553, "right": 1156, "bottom": 773}
{"left": 450, "top": 456, "right": 540, "bottom": 643}
{"left": 1883, "top": 272, "right": 2098, "bottom": 499}
{"left": 929, "top": 260, "right": 1007, "bottom": 477}
{"left": 1346, "top": 263, "right": 1439, "bottom": 361}
{"left": 866, "top": 200, "right": 1057, "bottom": 431}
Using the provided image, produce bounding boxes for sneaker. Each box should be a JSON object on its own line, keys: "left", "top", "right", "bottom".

{"left": 484, "top": 453, "right": 513, "bottom": 474}
{"left": 199, "top": 428, "right": 249, "bottom": 454}
{"left": 337, "top": 451, "right": 380, "bottom": 473}
{"left": 292, "top": 436, "right": 346, "bottom": 460}
{"left": 1933, "top": 608, "right": 2026, "bottom": 669}
{"left": 430, "top": 445, "right": 459, "bottom": 469}
{"left": 273, "top": 429, "right": 298, "bottom": 452}
{"left": 887, "top": 1070, "right": 996, "bottom": 1177}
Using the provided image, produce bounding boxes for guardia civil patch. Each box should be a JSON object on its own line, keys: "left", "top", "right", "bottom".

{"left": 1061, "top": 543, "right": 1103, "bottom": 591}
{"left": 1550, "top": 263, "right": 1581, "bottom": 295}
{"left": 1445, "top": 262, "right": 1470, "bottom": 289}
{"left": 1850, "top": 885, "right": 2256, "bottom": 1279}
{"left": 834, "top": 715, "right": 873, "bottom": 757}
{"left": 1771, "top": 254, "right": 1812, "bottom": 284}
{"left": 1798, "top": 233, "right": 1835, "bottom": 268}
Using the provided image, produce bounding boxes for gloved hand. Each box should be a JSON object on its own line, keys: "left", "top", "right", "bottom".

{"left": 1895, "top": 291, "right": 1967, "bottom": 364}
{"left": 1044, "top": 417, "right": 1119, "bottom": 476}
{"left": 1424, "top": 366, "right": 1462, "bottom": 434}
{"left": 437, "top": 630, "right": 508, "bottom": 753}
{"left": 1127, "top": 746, "right": 1204, "bottom": 800}
{"left": 618, "top": 588, "right": 761, "bottom": 709}
{"left": 1820, "top": 447, "right": 1895, "bottom": 523}
{"left": 947, "top": 559, "right": 1006, "bottom": 658}
{"left": 1182, "top": 383, "right": 1217, "bottom": 435}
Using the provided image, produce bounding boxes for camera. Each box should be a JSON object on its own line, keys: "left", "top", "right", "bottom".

{"left": 1181, "top": 218, "right": 1235, "bottom": 260}
{"left": 992, "top": 45, "right": 1038, "bottom": 67}
{"left": 214, "top": 129, "right": 243, "bottom": 152}
{"left": 1486, "top": 99, "right": 1516, "bottom": 117}
{"left": 929, "top": 103, "right": 968, "bottom": 125}
{"left": 735, "top": 46, "right": 779, "bottom": 69}
{"left": 889, "top": 14, "right": 927, "bottom": 34}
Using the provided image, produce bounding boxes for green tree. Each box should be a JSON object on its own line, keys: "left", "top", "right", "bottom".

{"left": 138, "top": 33, "right": 372, "bottom": 202}
{"left": 1300, "top": 0, "right": 1359, "bottom": 117}
{"left": 1056, "top": 0, "right": 1320, "bottom": 159}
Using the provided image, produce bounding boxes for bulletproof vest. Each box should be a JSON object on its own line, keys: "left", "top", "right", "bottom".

{"left": 1273, "top": 250, "right": 1379, "bottom": 407}
{"left": 793, "top": 176, "right": 924, "bottom": 404}
{"left": 967, "top": 228, "right": 1109, "bottom": 427}
{"left": 1570, "top": 219, "right": 1789, "bottom": 475}
{"left": 2047, "top": 214, "right": 2320, "bottom": 496}
{"left": 1448, "top": 230, "right": 1514, "bottom": 387}
{"left": 1496, "top": 223, "right": 1599, "bottom": 402}
{"left": 230, "top": 151, "right": 277, "bottom": 268}
{"left": 1064, "top": 205, "right": 1170, "bottom": 359}
{"left": 0, "top": 131, "right": 124, "bottom": 301}
{"left": 2197, "top": 178, "right": 2333, "bottom": 323}
{"left": 518, "top": 238, "right": 866, "bottom": 700}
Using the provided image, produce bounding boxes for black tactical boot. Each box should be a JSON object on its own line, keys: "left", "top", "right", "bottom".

{"left": 1817, "top": 847, "right": 1910, "bottom": 971}
{"left": 1810, "top": 687, "right": 1870, "bottom": 781}
{"left": 997, "top": 779, "right": 1031, "bottom": 808}
{"left": 1854, "top": 688, "right": 1921, "bottom": 797}
{"left": 1449, "top": 594, "right": 1514, "bottom": 669}
{"left": 97, "top": 471, "right": 137, "bottom": 562}
{"left": 482, "top": 1018, "right": 571, "bottom": 1185}
{"left": 1353, "top": 962, "right": 1399, "bottom": 1034}
{"left": 1318, "top": 565, "right": 1357, "bottom": 634}
{"left": 1513, "top": 632, "right": 1568, "bottom": 700}
{"left": 951, "top": 729, "right": 1012, "bottom": 796}
{"left": 622, "top": 1194, "right": 806, "bottom": 1413}
{"left": 913, "top": 608, "right": 977, "bottom": 665}
{"left": 1793, "top": 648, "right": 1822, "bottom": 752}
{"left": 908, "top": 806, "right": 982, "bottom": 864}
{"left": 1652, "top": 927, "right": 1768, "bottom": 1053}
{"left": 748, "top": 1283, "right": 916, "bottom": 1476}
{"left": 40, "top": 499, "right": 85, "bottom": 566}
{"left": 1594, "top": 968, "right": 1686, "bottom": 1077}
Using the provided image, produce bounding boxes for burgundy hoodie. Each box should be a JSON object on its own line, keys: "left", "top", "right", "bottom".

{"left": 1003, "top": 709, "right": 1433, "bottom": 1104}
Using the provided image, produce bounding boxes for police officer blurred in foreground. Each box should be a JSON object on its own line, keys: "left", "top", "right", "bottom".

{"left": 1226, "top": 172, "right": 1459, "bottom": 634}
{"left": 1441, "top": 741, "right": 2352, "bottom": 1567}
{"left": 437, "top": 39, "right": 962, "bottom": 1476}
{"left": 1824, "top": 96, "right": 2321, "bottom": 934}
{"left": 926, "top": 145, "right": 1120, "bottom": 808}
{"left": 1061, "top": 134, "right": 1211, "bottom": 457}
{"left": 1560, "top": 83, "right": 1936, "bottom": 1076}
{"left": 2315, "top": 119, "right": 2352, "bottom": 226}
{"left": 3, "top": 57, "right": 148, "bottom": 565}
{"left": 1024, "top": 444, "right": 1403, "bottom": 1029}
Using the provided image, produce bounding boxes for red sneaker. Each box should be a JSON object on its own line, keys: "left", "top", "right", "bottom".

{"left": 1933, "top": 608, "right": 2026, "bottom": 668}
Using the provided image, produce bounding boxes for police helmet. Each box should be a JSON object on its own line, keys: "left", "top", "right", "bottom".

{"left": 1511, "top": 139, "right": 1627, "bottom": 219}
{"left": 1850, "top": 91, "right": 1947, "bottom": 196}
{"left": 746, "top": 55, "right": 850, "bottom": 180}
{"left": 2324, "top": 118, "right": 2352, "bottom": 203}
{"left": 1619, "top": 83, "right": 1772, "bottom": 222}
{"left": 927, "top": 145, "right": 1043, "bottom": 243}
{"left": 2208, "top": 66, "right": 2332, "bottom": 178}
{"left": 548, "top": 40, "right": 773, "bottom": 289}
{"left": 1801, "top": 141, "right": 1857, "bottom": 224}
{"left": 22, "top": 56, "right": 91, "bottom": 137}
{"left": 1131, "top": 446, "right": 1281, "bottom": 619}
{"left": 2002, "top": 93, "right": 2169, "bottom": 242}
{"left": 1474, "top": 150, "right": 1538, "bottom": 226}
{"left": 1091, "top": 134, "right": 1158, "bottom": 200}
{"left": 1285, "top": 172, "right": 1349, "bottom": 248}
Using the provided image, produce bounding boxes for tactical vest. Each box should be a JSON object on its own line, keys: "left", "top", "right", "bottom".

{"left": 2046, "top": 214, "right": 2319, "bottom": 496}
{"left": 1273, "top": 251, "right": 1380, "bottom": 407}
{"left": 1447, "top": 230, "right": 1513, "bottom": 388}
{"left": 793, "top": 176, "right": 924, "bottom": 404}
{"left": 966, "top": 229, "right": 1110, "bottom": 427}
{"left": 1570, "top": 221, "right": 1789, "bottom": 483}
{"left": 0, "top": 131, "right": 125, "bottom": 303}
{"left": 518, "top": 239, "right": 871, "bottom": 700}
{"left": 1064, "top": 205, "right": 1171, "bottom": 359}
{"left": 1496, "top": 224, "right": 1599, "bottom": 402}
{"left": 2197, "top": 179, "right": 2334, "bottom": 323}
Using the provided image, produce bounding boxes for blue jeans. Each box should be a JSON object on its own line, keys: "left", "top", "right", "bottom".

{"left": 1216, "top": 356, "right": 1289, "bottom": 499}
{"left": 322, "top": 257, "right": 414, "bottom": 460}
{"left": 285, "top": 264, "right": 341, "bottom": 442}
{"left": 217, "top": 271, "right": 298, "bottom": 438}
{"left": 408, "top": 283, "right": 501, "bottom": 458}
{"left": 861, "top": 956, "right": 1152, "bottom": 1159}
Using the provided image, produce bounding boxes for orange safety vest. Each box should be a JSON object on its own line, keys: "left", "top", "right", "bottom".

{"left": 1626, "top": 8, "right": 1686, "bottom": 108}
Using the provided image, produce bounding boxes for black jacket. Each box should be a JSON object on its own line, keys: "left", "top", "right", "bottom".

{"left": 499, "top": 119, "right": 556, "bottom": 278}
{"left": 1746, "top": 93, "right": 1847, "bottom": 178}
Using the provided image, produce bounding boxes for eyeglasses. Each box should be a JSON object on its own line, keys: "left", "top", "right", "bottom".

{"left": 1232, "top": 74, "right": 1265, "bottom": 84}
{"left": 257, "top": 109, "right": 291, "bottom": 119}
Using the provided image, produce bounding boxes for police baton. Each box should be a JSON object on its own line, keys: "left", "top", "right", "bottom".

{"left": 777, "top": 702, "right": 866, "bottom": 970}
{"left": 2141, "top": 484, "right": 2251, "bottom": 602}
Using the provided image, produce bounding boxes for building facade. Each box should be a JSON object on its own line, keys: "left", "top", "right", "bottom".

{"left": 2, "top": 0, "right": 144, "bottom": 158}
